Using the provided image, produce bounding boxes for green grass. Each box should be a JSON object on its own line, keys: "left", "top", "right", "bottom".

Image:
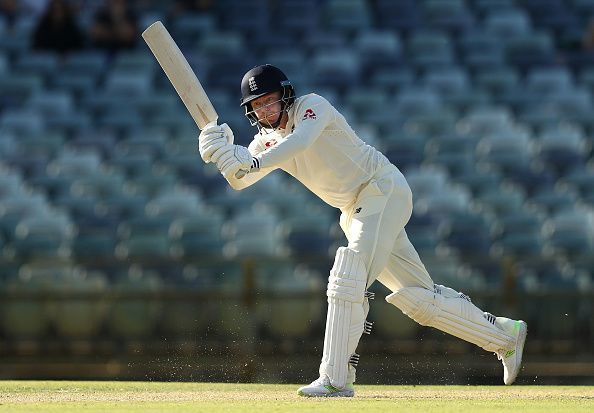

{"left": 0, "top": 381, "right": 592, "bottom": 412}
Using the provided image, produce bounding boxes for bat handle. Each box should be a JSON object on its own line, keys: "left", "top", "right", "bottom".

{"left": 203, "top": 120, "right": 218, "bottom": 129}
{"left": 234, "top": 169, "right": 248, "bottom": 179}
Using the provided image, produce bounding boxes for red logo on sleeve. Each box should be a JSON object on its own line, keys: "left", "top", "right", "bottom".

{"left": 302, "top": 108, "right": 317, "bottom": 120}
{"left": 264, "top": 138, "right": 278, "bottom": 148}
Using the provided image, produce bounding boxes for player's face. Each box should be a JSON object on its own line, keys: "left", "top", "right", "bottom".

{"left": 251, "top": 91, "right": 282, "bottom": 125}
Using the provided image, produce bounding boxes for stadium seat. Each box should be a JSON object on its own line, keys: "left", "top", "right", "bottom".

{"left": 256, "top": 264, "right": 325, "bottom": 338}
{"left": 529, "top": 186, "right": 579, "bottom": 214}
{"left": 536, "top": 125, "right": 590, "bottom": 174}
{"left": 422, "top": 0, "right": 475, "bottom": 31}
{"left": 476, "top": 184, "right": 527, "bottom": 216}
{"left": 485, "top": 9, "right": 532, "bottom": 36}
{"left": 12, "top": 213, "right": 75, "bottom": 260}
{"left": 48, "top": 270, "right": 109, "bottom": 339}
{"left": 13, "top": 52, "right": 58, "bottom": 78}
{"left": 543, "top": 207, "right": 594, "bottom": 256}
{"left": 223, "top": 205, "right": 288, "bottom": 258}
{"left": 353, "top": 30, "right": 402, "bottom": 70}
{"left": 311, "top": 50, "right": 360, "bottom": 89}
{"left": 116, "top": 215, "right": 174, "bottom": 261}
{"left": 108, "top": 266, "right": 163, "bottom": 339}
{"left": 442, "top": 211, "right": 496, "bottom": 256}
{"left": 169, "top": 211, "right": 225, "bottom": 259}
{"left": 324, "top": 0, "right": 372, "bottom": 32}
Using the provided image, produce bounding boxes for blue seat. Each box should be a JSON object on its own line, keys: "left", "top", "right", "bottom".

{"left": 405, "top": 109, "right": 458, "bottom": 136}
{"left": 199, "top": 32, "right": 244, "bottom": 57}
{"left": 63, "top": 51, "right": 107, "bottom": 77}
{"left": 492, "top": 232, "right": 545, "bottom": 257}
{"left": 0, "top": 73, "right": 43, "bottom": 107}
{"left": 503, "top": 164, "right": 556, "bottom": 196}
{"left": 108, "top": 267, "right": 163, "bottom": 339}
{"left": 105, "top": 71, "right": 152, "bottom": 96}
{"left": 325, "top": 0, "right": 372, "bottom": 32}
{"left": 116, "top": 215, "right": 174, "bottom": 260}
{"left": 376, "top": 0, "right": 423, "bottom": 32}
{"left": 537, "top": 126, "right": 589, "bottom": 174}
{"left": 48, "top": 270, "right": 109, "bottom": 339}
{"left": 459, "top": 107, "right": 514, "bottom": 135}
{"left": 27, "top": 91, "right": 73, "bottom": 116}
{"left": 13, "top": 52, "right": 58, "bottom": 78}
{"left": 354, "top": 30, "right": 402, "bottom": 71}
{"left": 474, "top": 0, "right": 519, "bottom": 14}
{"left": 529, "top": 187, "right": 579, "bottom": 214}
{"left": 425, "top": 134, "right": 477, "bottom": 176}
{"left": 171, "top": 14, "right": 215, "bottom": 46}
{"left": 527, "top": 67, "right": 573, "bottom": 95}
{"left": 415, "top": 185, "right": 473, "bottom": 217}
{"left": 282, "top": 214, "right": 333, "bottom": 257}
{"left": 223, "top": 205, "right": 287, "bottom": 258}
{"left": 395, "top": 87, "right": 441, "bottom": 115}
{"left": 497, "top": 209, "right": 546, "bottom": 237}
{"left": 1, "top": 108, "right": 44, "bottom": 137}
{"left": 443, "top": 211, "right": 495, "bottom": 256}
{"left": 126, "top": 170, "right": 178, "bottom": 197}
{"left": 49, "top": 148, "right": 103, "bottom": 177}
{"left": 423, "top": 67, "right": 470, "bottom": 95}
{"left": 476, "top": 129, "right": 535, "bottom": 172}
{"left": 169, "top": 213, "right": 225, "bottom": 258}
{"left": 12, "top": 213, "right": 75, "bottom": 259}
{"left": 384, "top": 136, "right": 427, "bottom": 171}
{"left": 476, "top": 185, "right": 526, "bottom": 216}
{"left": 544, "top": 208, "right": 594, "bottom": 256}
{"left": 407, "top": 30, "right": 455, "bottom": 68}
{"left": 422, "top": 0, "right": 475, "bottom": 31}
{"left": 454, "top": 165, "right": 504, "bottom": 196}
{"left": 146, "top": 189, "right": 203, "bottom": 219}
{"left": 475, "top": 68, "right": 520, "bottom": 98}
{"left": 369, "top": 67, "right": 415, "bottom": 91}
{"left": 562, "top": 167, "right": 594, "bottom": 199}
{"left": 219, "top": 0, "right": 270, "bottom": 32}
{"left": 311, "top": 50, "right": 360, "bottom": 89}
{"left": 505, "top": 32, "right": 556, "bottom": 71}
{"left": 275, "top": 0, "right": 319, "bottom": 33}
{"left": 485, "top": 9, "right": 532, "bottom": 37}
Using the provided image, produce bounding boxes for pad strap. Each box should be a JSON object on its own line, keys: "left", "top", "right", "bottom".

{"left": 386, "top": 285, "right": 515, "bottom": 352}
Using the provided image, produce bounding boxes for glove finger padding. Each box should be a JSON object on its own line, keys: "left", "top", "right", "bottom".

{"left": 199, "top": 138, "right": 228, "bottom": 163}
{"left": 220, "top": 123, "right": 234, "bottom": 144}
{"left": 199, "top": 124, "right": 225, "bottom": 139}
{"left": 208, "top": 141, "right": 234, "bottom": 164}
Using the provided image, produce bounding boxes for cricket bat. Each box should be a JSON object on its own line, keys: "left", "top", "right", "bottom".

{"left": 142, "top": 21, "right": 248, "bottom": 178}
{"left": 142, "top": 21, "right": 218, "bottom": 130}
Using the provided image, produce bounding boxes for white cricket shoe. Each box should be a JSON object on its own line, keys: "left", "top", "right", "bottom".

{"left": 495, "top": 318, "right": 528, "bottom": 385}
{"left": 297, "top": 376, "right": 354, "bottom": 398}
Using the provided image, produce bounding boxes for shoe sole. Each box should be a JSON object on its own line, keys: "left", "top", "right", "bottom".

{"left": 506, "top": 320, "right": 527, "bottom": 385}
{"left": 297, "top": 390, "right": 354, "bottom": 398}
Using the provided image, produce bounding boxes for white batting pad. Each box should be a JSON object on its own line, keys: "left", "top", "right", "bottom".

{"left": 319, "top": 247, "right": 368, "bottom": 388}
{"left": 386, "top": 285, "right": 515, "bottom": 352}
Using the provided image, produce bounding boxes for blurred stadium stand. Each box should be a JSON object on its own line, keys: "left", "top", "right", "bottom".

{"left": 0, "top": 0, "right": 592, "bottom": 384}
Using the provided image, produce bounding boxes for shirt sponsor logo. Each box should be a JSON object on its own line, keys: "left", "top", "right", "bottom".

{"left": 264, "top": 138, "right": 278, "bottom": 148}
{"left": 302, "top": 108, "right": 317, "bottom": 120}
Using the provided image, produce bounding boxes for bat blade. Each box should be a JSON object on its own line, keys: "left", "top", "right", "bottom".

{"left": 142, "top": 21, "right": 218, "bottom": 130}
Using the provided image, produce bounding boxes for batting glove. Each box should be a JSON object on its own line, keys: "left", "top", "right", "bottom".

{"left": 198, "top": 123, "right": 234, "bottom": 163}
{"left": 216, "top": 145, "right": 260, "bottom": 179}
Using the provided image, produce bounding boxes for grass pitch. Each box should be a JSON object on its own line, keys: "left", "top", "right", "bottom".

{"left": 0, "top": 381, "right": 592, "bottom": 412}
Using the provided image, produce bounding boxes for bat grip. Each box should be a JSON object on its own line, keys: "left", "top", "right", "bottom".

{"left": 234, "top": 169, "right": 248, "bottom": 179}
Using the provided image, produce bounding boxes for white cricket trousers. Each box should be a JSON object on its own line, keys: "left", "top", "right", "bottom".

{"left": 339, "top": 164, "right": 434, "bottom": 291}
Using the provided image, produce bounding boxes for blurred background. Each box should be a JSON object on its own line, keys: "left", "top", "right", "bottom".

{"left": 0, "top": 0, "right": 593, "bottom": 385}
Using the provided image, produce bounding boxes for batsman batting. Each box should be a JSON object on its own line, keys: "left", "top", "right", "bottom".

{"left": 198, "top": 64, "right": 528, "bottom": 397}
